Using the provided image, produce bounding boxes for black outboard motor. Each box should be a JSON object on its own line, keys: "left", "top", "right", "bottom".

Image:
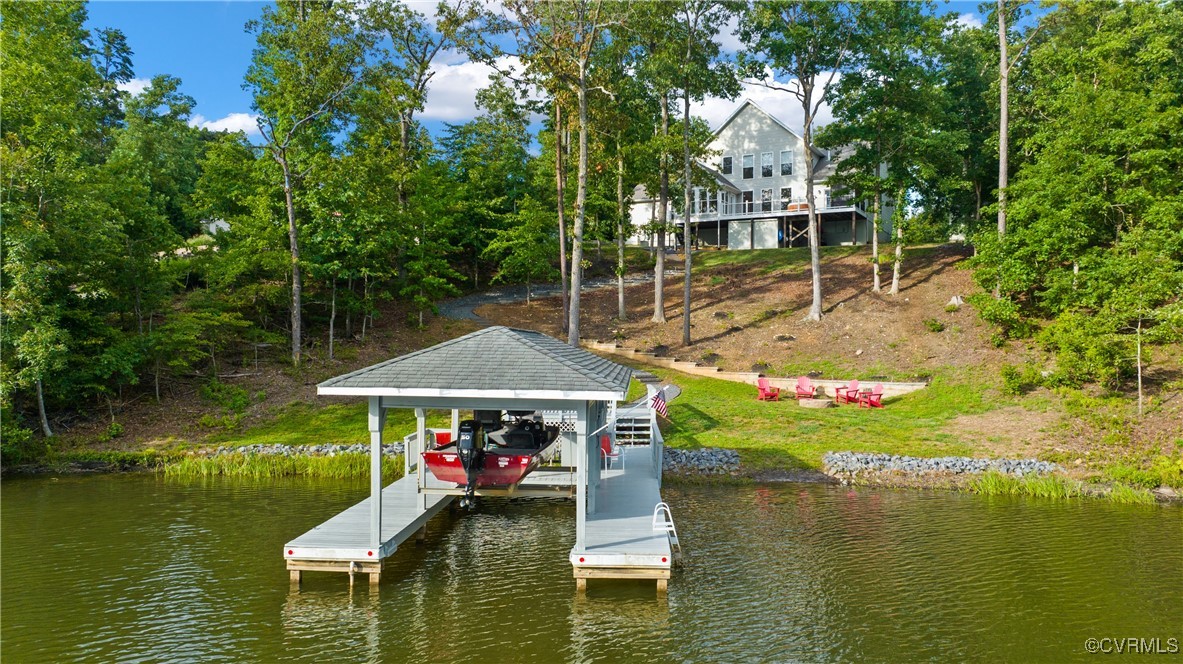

{"left": 456, "top": 419, "right": 484, "bottom": 508}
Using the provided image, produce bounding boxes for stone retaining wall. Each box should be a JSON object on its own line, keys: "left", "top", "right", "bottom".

{"left": 662, "top": 447, "right": 740, "bottom": 474}
{"left": 586, "top": 341, "right": 927, "bottom": 398}
{"left": 824, "top": 451, "right": 1061, "bottom": 477}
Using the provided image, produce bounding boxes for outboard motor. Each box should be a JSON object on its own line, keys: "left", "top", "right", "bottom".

{"left": 456, "top": 419, "right": 484, "bottom": 508}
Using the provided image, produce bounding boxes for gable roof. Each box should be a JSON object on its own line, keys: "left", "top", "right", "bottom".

{"left": 318, "top": 326, "right": 632, "bottom": 399}
{"left": 712, "top": 99, "right": 827, "bottom": 158}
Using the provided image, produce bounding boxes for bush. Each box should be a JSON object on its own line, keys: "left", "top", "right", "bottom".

{"left": 200, "top": 379, "right": 252, "bottom": 413}
{"left": 1038, "top": 312, "right": 1131, "bottom": 388}
{"left": 923, "top": 318, "right": 946, "bottom": 333}
{"left": 1000, "top": 363, "right": 1044, "bottom": 396}
{"left": 0, "top": 419, "right": 43, "bottom": 465}
{"left": 968, "top": 293, "right": 1036, "bottom": 340}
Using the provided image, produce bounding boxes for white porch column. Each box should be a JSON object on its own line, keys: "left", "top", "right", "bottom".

{"left": 450, "top": 409, "right": 460, "bottom": 440}
{"left": 413, "top": 408, "right": 426, "bottom": 477}
{"left": 575, "top": 401, "right": 588, "bottom": 550}
{"left": 368, "top": 396, "right": 386, "bottom": 548}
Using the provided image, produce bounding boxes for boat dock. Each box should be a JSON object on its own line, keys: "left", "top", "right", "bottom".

{"left": 282, "top": 326, "right": 678, "bottom": 594}
{"left": 571, "top": 445, "right": 674, "bottom": 593}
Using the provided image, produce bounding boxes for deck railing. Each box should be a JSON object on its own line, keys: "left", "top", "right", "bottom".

{"left": 685, "top": 195, "right": 864, "bottom": 222}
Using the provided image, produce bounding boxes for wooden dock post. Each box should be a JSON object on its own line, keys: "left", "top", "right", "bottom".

{"left": 415, "top": 524, "right": 427, "bottom": 543}
{"left": 576, "top": 578, "right": 587, "bottom": 592}
{"left": 290, "top": 570, "right": 301, "bottom": 587}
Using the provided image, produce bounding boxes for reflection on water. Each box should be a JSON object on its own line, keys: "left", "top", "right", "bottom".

{"left": 3, "top": 475, "right": 1180, "bottom": 662}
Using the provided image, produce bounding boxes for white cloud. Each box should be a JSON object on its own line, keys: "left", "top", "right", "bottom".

{"left": 716, "top": 13, "right": 744, "bottom": 54}
{"left": 189, "top": 112, "right": 261, "bottom": 136}
{"left": 954, "top": 12, "right": 984, "bottom": 29}
{"left": 118, "top": 78, "right": 151, "bottom": 96}
{"left": 693, "top": 75, "right": 838, "bottom": 134}
{"left": 421, "top": 56, "right": 525, "bottom": 122}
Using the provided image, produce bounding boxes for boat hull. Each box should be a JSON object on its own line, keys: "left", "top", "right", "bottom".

{"left": 421, "top": 447, "right": 547, "bottom": 487}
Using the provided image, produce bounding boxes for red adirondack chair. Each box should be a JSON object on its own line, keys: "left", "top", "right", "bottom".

{"left": 795, "top": 376, "right": 818, "bottom": 399}
{"left": 757, "top": 377, "right": 781, "bottom": 401}
{"left": 859, "top": 384, "right": 885, "bottom": 408}
{"left": 835, "top": 379, "right": 860, "bottom": 405}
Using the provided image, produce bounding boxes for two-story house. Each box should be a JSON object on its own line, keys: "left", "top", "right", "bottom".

{"left": 628, "top": 99, "right": 892, "bottom": 250}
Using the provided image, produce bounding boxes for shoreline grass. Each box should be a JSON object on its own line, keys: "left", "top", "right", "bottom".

{"left": 162, "top": 452, "right": 404, "bottom": 482}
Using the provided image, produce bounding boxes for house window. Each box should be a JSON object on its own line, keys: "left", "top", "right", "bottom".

{"left": 742, "top": 154, "right": 754, "bottom": 179}
{"left": 697, "top": 189, "right": 708, "bottom": 214}
{"left": 761, "top": 152, "right": 773, "bottom": 178}
{"left": 821, "top": 188, "right": 829, "bottom": 208}
{"left": 721, "top": 156, "right": 732, "bottom": 175}
{"left": 761, "top": 189, "right": 773, "bottom": 212}
{"left": 780, "top": 187, "right": 792, "bottom": 210}
{"left": 707, "top": 191, "right": 718, "bottom": 213}
{"left": 742, "top": 190, "right": 753, "bottom": 213}
{"left": 780, "top": 150, "right": 793, "bottom": 176}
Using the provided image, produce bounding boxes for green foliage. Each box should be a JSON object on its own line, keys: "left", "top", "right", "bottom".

{"left": 1104, "top": 453, "right": 1183, "bottom": 490}
{"left": 970, "top": 471, "right": 1083, "bottom": 500}
{"left": 1000, "top": 363, "right": 1044, "bottom": 396}
{"left": 200, "top": 380, "right": 252, "bottom": 414}
{"left": 923, "top": 318, "right": 946, "bottom": 333}
{"left": 967, "top": 293, "right": 1035, "bottom": 340}
{"left": 163, "top": 452, "right": 403, "bottom": 482}
{"left": 1106, "top": 483, "right": 1157, "bottom": 506}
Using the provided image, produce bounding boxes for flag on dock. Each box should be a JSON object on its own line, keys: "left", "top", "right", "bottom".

{"left": 651, "top": 390, "right": 669, "bottom": 418}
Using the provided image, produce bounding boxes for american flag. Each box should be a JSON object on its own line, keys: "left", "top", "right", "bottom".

{"left": 651, "top": 390, "right": 669, "bottom": 418}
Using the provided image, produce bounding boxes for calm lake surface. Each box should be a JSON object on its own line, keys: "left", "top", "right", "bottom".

{"left": 3, "top": 474, "right": 1180, "bottom": 663}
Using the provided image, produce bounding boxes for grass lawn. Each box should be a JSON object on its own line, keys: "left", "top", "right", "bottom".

{"left": 207, "top": 401, "right": 454, "bottom": 448}
{"left": 653, "top": 365, "right": 999, "bottom": 473}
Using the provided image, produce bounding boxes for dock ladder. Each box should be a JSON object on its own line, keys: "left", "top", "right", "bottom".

{"left": 652, "top": 502, "right": 682, "bottom": 564}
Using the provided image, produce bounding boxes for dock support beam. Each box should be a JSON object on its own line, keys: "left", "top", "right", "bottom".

{"left": 368, "top": 397, "right": 386, "bottom": 548}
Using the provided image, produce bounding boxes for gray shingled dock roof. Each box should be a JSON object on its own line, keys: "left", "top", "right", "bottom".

{"left": 318, "top": 326, "right": 632, "bottom": 398}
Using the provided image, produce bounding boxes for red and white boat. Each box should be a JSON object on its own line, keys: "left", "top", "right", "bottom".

{"left": 422, "top": 411, "right": 559, "bottom": 506}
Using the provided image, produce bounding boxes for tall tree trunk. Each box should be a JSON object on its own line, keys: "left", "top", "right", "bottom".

{"left": 653, "top": 94, "right": 670, "bottom": 324}
{"left": 345, "top": 277, "right": 353, "bottom": 338}
{"left": 36, "top": 379, "right": 53, "bottom": 438}
{"left": 872, "top": 191, "right": 882, "bottom": 292}
{"left": 890, "top": 187, "right": 906, "bottom": 295}
{"left": 616, "top": 132, "right": 627, "bottom": 321}
{"left": 682, "top": 83, "right": 693, "bottom": 346}
{"left": 1136, "top": 316, "right": 1143, "bottom": 417}
{"left": 997, "top": 0, "right": 1008, "bottom": 247}
{"left": 555, "top": 103, "right": 570, "bottom": 335}
{"left": 328, "top": 278, "right": 336, "bottom": 361}
{"left": 279, "top": 154, "right": 302, "bottom": 367}
{"left": 568, "top": 82, "right": 590, "bottom": 346}
{"left": 802, "top": 84, "right": 823, "bottom": 321}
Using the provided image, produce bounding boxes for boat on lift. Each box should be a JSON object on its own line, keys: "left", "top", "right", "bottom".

{"left": 421, "top": 410, "right": 560, "bottom": 507}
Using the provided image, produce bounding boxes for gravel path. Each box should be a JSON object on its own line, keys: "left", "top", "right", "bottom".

{"left": 438, "top": 272, "right": 676, "bottom": 322}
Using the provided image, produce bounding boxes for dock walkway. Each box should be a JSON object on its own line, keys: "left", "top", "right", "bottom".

{"left": 284, "top": 473, "right": 453, "bottom": 585}
{"left": 570, "top": 446, "right": 673, "bottom": 592}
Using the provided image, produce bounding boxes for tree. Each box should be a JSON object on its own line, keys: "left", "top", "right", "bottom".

{"left": 972, "top": 1, "right": 1183, "bottom": 405}
{"left": 483, "top": 195, "right": 560, "bottom": 303}
{"left": 447, "top": 0, "right": 619, "bottom": 346}
{"left": 245, "top": 0, "right": 370, "bottom": 367}
{"left": 1, "top": 1, "right": 106, "bottom": 436}
{"left": 740, "top": 1, "right": 855, "bottom": 321}
{"left": 673, "top": 0, "right": 739, "bottom": 345}
{"left": 623, "top": 1, "right": 682, "bottom": 325}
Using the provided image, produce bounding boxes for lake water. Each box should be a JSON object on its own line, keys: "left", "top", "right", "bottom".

{"left": 2, "top": 474, "right": 1180, "bottom": 662}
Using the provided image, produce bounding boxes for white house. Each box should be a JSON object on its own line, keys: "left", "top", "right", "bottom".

{"left": 628, "top": 99, "right": 893, "bottom": 250}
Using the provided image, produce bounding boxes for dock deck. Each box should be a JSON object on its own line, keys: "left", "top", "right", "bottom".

{"left": 283, "top": 472, "right": 453, "bottom": 585}
{"left": 570, "top": 446, "right": 673, "bottom": 591}
{"left": 284, "top": 447, "right": 672, "bottom": 590}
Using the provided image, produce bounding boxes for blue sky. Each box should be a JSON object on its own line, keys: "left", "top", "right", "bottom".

{"left": 84, "top": 1, "right": 989, "bottom": 139}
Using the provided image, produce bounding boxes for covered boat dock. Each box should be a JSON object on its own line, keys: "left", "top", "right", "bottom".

{"left": 283, "top": 326, "right": 674, "bottom": 592}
